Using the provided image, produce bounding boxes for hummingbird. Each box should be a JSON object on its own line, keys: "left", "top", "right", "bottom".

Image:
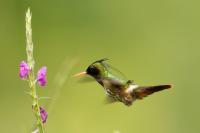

{"left": 74, "top": 59, "right": 172, "bottom": 106}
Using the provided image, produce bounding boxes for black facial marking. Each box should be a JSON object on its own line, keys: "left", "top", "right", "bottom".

{"left": 86, "top": 65, "right": 100, "bottom": 77}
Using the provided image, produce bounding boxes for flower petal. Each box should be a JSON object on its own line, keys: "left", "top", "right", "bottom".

{"left": 37, "top": 66, "right": 47, "bottom": 87}
{"left": 19, "top": 61, "right": 30, "bottom": 79}
{"left": 40, "top": 107, "right": 48, "bottom": 123}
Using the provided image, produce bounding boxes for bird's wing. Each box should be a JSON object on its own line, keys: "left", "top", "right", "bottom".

{"left": 101, "top": 61, "right": 127, "bottom": 80}
{"left": 134, "top": 85, "right": 171, "bottom": 99}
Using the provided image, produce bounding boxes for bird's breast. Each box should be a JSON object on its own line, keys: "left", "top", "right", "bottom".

{"left": 104, "top": 87, "right": 121, "bottom": 101}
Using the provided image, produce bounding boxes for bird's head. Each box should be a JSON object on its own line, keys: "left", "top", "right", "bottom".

{"left": 74, "top": 58, "right": 108, "bottom": 79}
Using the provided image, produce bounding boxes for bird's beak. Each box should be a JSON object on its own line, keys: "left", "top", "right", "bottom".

{"left": 73, "top": 71, "right": 87, "bottom": 77}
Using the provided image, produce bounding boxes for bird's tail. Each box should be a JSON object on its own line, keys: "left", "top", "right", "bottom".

{"left": 134, "top": 84, "right": 172, "bottom": 99}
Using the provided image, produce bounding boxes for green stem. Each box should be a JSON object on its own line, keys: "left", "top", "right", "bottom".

{"left": 29, "top": 72, "right": 45, "bottom": 133}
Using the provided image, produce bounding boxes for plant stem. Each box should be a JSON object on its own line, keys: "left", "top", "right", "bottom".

{"left": 26, "top": 8, "right": 45, "bottom": 133}
{"left": 29, "top": 72, "right": 45, "bottom": 133}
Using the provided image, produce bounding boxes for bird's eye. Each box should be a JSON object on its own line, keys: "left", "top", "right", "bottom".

{"left": 87, "top": 66, "right": 100, "bottom": 76}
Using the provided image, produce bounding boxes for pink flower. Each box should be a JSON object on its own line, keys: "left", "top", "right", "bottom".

{"left": 37, "top": 67, "right": 47, "bottom": 87}
{"left": 40, "top": 107, "right": 48, "bottom": 123}
{"left": 19, "top": 61, "right": 30, "bottom": 79}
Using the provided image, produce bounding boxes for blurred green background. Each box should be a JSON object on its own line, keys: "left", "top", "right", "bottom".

{"left": 0, "top": 0, "right": 200, "bottom": 133}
